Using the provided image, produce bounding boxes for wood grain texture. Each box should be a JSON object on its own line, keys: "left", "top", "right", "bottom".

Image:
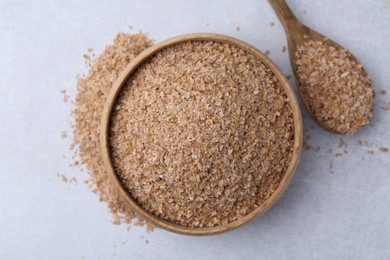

{"left": 100, "top": 33, "right": 303, "bottom": 236}
{"left": 268, "top": 0, "right": 374, "bottom": 134}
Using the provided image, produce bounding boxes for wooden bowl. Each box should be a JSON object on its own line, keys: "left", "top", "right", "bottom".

{"left": 100, "top": 33, "right": 303, "bottom": 236}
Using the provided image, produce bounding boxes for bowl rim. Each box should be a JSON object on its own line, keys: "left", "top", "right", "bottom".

{"left": 100, "top": 33, "right": 303, "bottom": 236}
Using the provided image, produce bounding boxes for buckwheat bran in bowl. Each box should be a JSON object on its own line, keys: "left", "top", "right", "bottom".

{"left": 100, "top": 33, "right": 302, "bottom": 235}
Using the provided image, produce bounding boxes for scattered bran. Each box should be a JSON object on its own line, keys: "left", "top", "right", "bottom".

{"left": 60, "top": 89, "right": 70, "bottom": 103}
{"left": 71, "top": 33, "right": 155, "bottom": 229}
{"left": 382, "top": 101, "right": 390, "bottom": 111}
{"left": 303, "top": 139, "right": 312, "bottom": 151}
{"left": 60, "top": 131, "right": 68, "bottom": 139}
{"left": 338, "top": 138, "right": 347, "bottom": 148}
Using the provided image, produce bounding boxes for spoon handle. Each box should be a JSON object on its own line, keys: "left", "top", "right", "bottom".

{"left": 268, "top": 0, "right": 302, "bottom": 33}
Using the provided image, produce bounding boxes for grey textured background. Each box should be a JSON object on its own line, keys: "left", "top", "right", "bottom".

{"left": 1, "top": 0, "right": 389, "bottom": 259}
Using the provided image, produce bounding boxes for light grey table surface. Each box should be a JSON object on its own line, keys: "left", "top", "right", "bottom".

{"left": 1, "top": 0, "right": 389, "bottom": 259}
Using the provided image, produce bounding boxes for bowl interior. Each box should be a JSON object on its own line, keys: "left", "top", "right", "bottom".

{"left": 100, "top": 33, "right": 303, "bottom": 236}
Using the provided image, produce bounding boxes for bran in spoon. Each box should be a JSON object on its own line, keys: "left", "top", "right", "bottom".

{"left": 295, "top": 39, "right": 374, "bottom": 134}
{"left": 109, "top": 40, "right": 295, "bottom": 228}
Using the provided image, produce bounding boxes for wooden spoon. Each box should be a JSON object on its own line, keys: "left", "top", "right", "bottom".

{"left": 268, "top": 0, "right": 375, "bottom": 134}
